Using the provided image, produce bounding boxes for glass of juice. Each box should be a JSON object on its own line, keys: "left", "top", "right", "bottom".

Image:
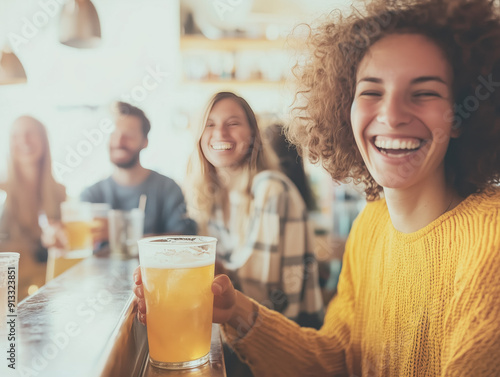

{"left": 137, "top": 236, "right": 217, "bottom": 370}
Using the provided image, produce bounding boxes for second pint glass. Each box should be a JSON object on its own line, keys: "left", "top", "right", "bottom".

{"left": 46, "top": 201, "right": 93, "bottom": 281}
{"left": 137, "top": 236, "right": 217, "bottom": 370}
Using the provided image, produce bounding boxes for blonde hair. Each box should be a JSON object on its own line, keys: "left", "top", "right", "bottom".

{"left": 186, "top": 92, "right": 278, "bottom": 235}
{"left": 2, "top": 116, "right": 65, "bottom": 242}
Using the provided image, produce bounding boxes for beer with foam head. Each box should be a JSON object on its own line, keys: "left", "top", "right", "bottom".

{"left": 138, "top": 236, "right": 217, "bottom": 370}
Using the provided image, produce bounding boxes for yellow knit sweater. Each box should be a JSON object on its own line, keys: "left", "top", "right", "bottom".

{"left": 223, "top": 189, "right": 500, "bottom": 376}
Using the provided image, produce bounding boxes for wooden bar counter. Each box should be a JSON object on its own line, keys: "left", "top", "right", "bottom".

{"left": 14, "top": 256, "right": 226, "bottom": 377}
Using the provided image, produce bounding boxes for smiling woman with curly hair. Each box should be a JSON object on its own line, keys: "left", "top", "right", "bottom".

{"left": 288, "top": 0, "right": 500, "bottom": 200}
{"left": 134, "top": 0, "right": 500, "bottom": 375}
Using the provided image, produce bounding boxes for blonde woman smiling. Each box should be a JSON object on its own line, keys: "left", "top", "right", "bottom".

{"left": 185, "top": 92, "right": 324, "bottom": 328}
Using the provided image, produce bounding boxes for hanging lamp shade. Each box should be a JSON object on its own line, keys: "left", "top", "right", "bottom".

{"left": 59, "top": 0, "right": 101, "bottom": 48}
{"left": 0, "top": 47, "right": 27, "bottom": 85}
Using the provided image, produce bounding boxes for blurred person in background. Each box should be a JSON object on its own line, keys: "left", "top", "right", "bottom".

{"left": 0, "top": 116, "right": 66, "bottom": 299}
{"left": 264, "top": 123, "right": 316, "bottom": 211}
{"left": 185, "top": 92, "right": 324, "bottom": 376}
{"left": 186, "top": 92, "right": 324, "bottom": 328}
{"left": 80, "top": 101, "right": 197, "bottom": 246}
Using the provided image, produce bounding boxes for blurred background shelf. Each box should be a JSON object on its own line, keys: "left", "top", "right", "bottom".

{"left": 181, "top": 79, "right": 287, "bottom": 87}
{"left": 0, "top": 0, "right": 344, "bottom": 201}
{"left": 180, "top": 36, "right": 294, "bottom": 51}
{"left": 180, "top": 35, "right": 296, "bottom": 96}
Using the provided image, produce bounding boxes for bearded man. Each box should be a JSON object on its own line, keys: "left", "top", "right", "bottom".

{"left": 81, "top": 102, "right": 196, "bottom": 243}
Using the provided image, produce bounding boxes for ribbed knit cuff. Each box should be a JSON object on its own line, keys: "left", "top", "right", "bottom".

{"left": 221, "top": 298, "right": 264, "bottom": 355}
{"left": 221, "top": 300, "right": 347, "bottom": 377}
{"left": 221, "top": 301, "right": 301, "bottom": 366}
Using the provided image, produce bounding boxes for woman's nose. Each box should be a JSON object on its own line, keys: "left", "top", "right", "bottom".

{"left": 15, "top": 133, "right": 32, "bottom": 148}
{"left": 212, "top": 124, "right": 229, "bottom": 138}
{"left": 376, "top": 94, "right": 412, "bottom": 128}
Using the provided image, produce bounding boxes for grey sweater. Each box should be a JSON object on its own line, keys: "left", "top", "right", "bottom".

{"left": 81, "top": 170, "right": 197, "bottom": 235}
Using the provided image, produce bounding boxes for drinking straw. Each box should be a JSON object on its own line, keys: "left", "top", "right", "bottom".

{"left": 139, "top": 195, "right": 147, "bottom": 212}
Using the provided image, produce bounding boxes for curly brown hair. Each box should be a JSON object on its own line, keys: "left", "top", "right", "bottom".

{"left": 287, "top": 0, "right": 500, "bottom": 200}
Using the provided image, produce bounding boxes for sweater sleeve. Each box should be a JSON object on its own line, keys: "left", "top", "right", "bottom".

{"left": 80, "top": 183, "right": 102, "bottom": 203}
{"left": 441, "top": 227, "right": 500, "bottom": 376}
{"left": 222, "top": 233, "right": 357, "bottom": 377}
{"left": 160, "top": 181, "right": 197, "bottom": 235}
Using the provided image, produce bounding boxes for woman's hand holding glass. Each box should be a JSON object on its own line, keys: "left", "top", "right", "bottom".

{"left": 133, "top": 265, "right": 255, "bottom": 331}
{"left": 41, "top": 220, "right": 68, "bottom": 250}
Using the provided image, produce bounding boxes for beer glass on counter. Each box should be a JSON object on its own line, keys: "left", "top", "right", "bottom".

{"left": 137, "top": 236, "right": 217, "bottom": 370}
{"left": 108, "top": 208, "right": 144, "bottom": 259}
{"left": 46, "top": 201, "right": 93, "bottom": 280}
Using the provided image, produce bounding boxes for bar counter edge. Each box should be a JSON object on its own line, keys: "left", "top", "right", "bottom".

{"left": 14, "top": 256, "right": 226, "bottom": 377}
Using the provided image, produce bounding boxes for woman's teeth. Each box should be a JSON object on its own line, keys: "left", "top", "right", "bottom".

{"left": 211, "top": 143, "right": 233, "bottom": 151}
{"left": 373, "top": 137, "right": 424, "bottom": 158}
{"left": 374, "top": 138, "right": 422, "bottom": 150}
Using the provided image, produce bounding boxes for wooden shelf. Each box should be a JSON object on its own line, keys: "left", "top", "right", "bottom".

{"left": 179, "top": 36, "right": 303, "bottom": 95}
{"left": 182, "top": 79, "right": 288, "bottom": 89}
{"left": 180, "top": 35, "right": 303, "bottom": 51}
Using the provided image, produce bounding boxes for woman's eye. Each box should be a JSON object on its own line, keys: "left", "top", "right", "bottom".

{"left": 360, "top": 91, "right": 382, "bottom": 97}
{"left": 414, "top": 91, "right": 441, "bottom": 98}
{"left": 228, "top": 123, "right": 239, "bottom": 126}
{"left": 205, "top": 123, "right": 214, "bottom": 128}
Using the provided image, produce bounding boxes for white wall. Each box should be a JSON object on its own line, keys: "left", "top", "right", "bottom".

{"left": 0, "top": 0, "right": 351, "bottom": 199}
{"left": 0, "top": 0, "right": 185, "bottom": 198}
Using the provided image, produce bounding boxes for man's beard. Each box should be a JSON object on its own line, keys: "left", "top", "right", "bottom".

{"left": 111, "top": 149, "right": 141, "bottom": 169}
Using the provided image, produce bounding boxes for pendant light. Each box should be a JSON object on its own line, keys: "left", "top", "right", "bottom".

{"left": 0, "top": 46, "right": 27, "bottom": 85}
{"left": 59, "top": 0, "right": 101, "bottom": 48}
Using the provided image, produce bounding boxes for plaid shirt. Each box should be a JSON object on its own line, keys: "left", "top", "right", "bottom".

{"left": 208, "top": 170, "right": 324, "bottom": 326}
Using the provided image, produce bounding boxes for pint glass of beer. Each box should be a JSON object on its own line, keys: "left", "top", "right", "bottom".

{"left": 46, "top": 202, "right": 93, "bottom": 281}
{"left": 137, "top": 236, "right": 217, "bottom": 370}
{"left": 61, "top": 201, "right": 93, "bottom": 252}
